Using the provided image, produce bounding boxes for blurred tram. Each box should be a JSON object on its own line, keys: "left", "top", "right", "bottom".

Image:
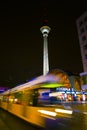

{"left": 0, "top": 74, "right": 74, "bottom": 128}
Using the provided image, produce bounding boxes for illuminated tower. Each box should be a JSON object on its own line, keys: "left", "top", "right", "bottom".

{"left": 40, "top": 26, "right": 51, "bottom": 75}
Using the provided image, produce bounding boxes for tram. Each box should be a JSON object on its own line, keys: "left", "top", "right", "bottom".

{"left": 0, "top": 74, "right": 73, "bottom": 129}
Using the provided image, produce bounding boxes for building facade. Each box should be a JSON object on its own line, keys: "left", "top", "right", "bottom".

{"left": 76, "top": 11, "right": 87, "bottom": 72}
{"left": 76, "top": 11, "right": 87, "bottom": 92}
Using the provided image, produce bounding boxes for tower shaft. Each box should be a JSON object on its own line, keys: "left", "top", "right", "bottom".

{"left": 40, "top": 26, "right": 51, "bottom": 75}
{"left": 43, "top": 34, "right": 49, "bottom": 75}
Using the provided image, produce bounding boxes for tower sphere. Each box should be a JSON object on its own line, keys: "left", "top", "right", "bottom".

{"left": 40, "top": 26, "right": 51, "bottom": 34}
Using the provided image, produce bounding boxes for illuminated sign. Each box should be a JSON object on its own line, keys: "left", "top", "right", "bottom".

{"left": 42, "top": 83, "right": 70, "bottom": 88}
{"left": 0, "top": 87, "right": 8, "bottom": 92}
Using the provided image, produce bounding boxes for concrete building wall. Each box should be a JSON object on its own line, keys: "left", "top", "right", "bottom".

{"left": 76, "top": 11, "right": 87, "bottom": 72}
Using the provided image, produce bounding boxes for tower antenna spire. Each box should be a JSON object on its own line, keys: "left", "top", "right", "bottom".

{"left": 43, "top": 7, "right": 49, "bottom": 25}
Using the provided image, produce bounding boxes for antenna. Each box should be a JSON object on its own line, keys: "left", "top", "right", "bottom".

{"left": 40, "top": 7, "right": 51, "bottom": 75}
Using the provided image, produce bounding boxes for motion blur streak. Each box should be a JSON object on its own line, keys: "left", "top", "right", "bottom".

{"left": 83, "top": 112, "right": 87, "bottom": 114}
{"left": 55, "top": 109, "right": 73, "bottom": 114}
{"left": 38, "top": 110, "right": 57, "bottom": 116}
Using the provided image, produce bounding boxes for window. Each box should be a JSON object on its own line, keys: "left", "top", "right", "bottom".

{"left": 81, "top": 75, "right": 87, "bottom": 85}
{"left": 13, "top": 91, "right": 23, "bottom": 104}
{"left": 84, "top": 16, "right": 87, "bottom": 22}
{"left": 2, "top": 95, "right": 8, "bottom": 102}
{"left": 82, "top": 35, "right": 86, "bottom": 41}
{"left": 79, "top": 21, "right": 83, "bottom": 27}
{"left": 85, "top": 54, "right": 87, "bottom": 59}
{"left": 80, "top": 27, "right": 85, "bottom": 34}
{"left": 86, "top": 25, "right": 87, "bottom": 30}
{"left": 84, "top": 44, "right": 87, "bottom": 50}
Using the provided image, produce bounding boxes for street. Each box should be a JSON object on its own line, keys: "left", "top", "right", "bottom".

{"left": 0, "top": 108, "right": 43, "bottom": 130}
{"left": 0, "top": 103, "right": 87, "bottom": 130}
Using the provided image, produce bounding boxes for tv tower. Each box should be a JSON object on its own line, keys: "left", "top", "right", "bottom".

{"left": 40, "top": 25, "right": 51, "bottom": 75}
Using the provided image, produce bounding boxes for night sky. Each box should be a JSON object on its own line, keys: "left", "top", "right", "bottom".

{"left": 0, "top": 1, "right": 87, "bottom": 88}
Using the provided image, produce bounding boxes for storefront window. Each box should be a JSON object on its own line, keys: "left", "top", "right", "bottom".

{"left": 81, "top": 75, "right": 87, "bottom": 85}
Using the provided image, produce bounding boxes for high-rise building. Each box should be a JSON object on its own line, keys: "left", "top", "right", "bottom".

{"left": 76, "top": 11, "right": 87, "bottom": 72}
{"left": 76, "top": 11, "right": 87, "bottom": 91}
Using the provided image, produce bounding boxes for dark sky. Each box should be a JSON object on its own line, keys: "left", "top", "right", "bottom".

{"left": 0, "top": 1, "right": 87, "bottom": 88}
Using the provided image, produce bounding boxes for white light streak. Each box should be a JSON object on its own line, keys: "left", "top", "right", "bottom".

{"left": 55, "top": 108, "right": 73, "bottom": 114}
{"left": 38, "top": 109, "right": 56, "bottom": 117}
